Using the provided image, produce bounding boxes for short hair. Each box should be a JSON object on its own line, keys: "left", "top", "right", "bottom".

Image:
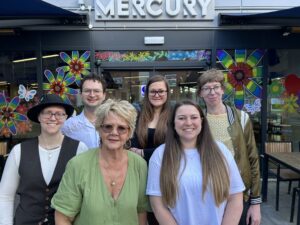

{"left": 95, "top": 99, "right": 137, "bottom": 138}
{"left": 197, "top": 69, "right": 225, "bottom": 91}
{"left": 80, "top": 73, "right": 107, "bottom": 93}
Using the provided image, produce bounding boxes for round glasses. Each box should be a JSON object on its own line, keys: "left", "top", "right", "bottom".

{"left": 82, "top": 89, "right": 103, "bottom": 95}
{"left": 201, "top": 85, "right": 222, "bottom": 95}
{"left": 100, "top": 124, "right": 129, "bottom": 134}
{"left": 149, "top": 89, "right": 167, "bottom": 97}
{"left": 40, "top": 111, "right": 67, "bottom": 120}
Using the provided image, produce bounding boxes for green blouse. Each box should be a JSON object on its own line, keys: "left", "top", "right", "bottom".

{"left": 51, "top": 148, "right": 149, "bottom": 225}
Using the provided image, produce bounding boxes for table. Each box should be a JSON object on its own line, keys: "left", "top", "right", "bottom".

{"left": 262, "top": 152, "right": 300, "bottom": 224}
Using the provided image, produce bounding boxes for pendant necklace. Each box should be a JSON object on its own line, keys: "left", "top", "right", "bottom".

{"left": 39, "top": 135, "right": 63, "bottom": 160}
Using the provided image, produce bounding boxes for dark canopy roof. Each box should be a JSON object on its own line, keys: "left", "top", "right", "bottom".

{"left": 219, "top": 6, "right": 300, "bottom": 26}
{"left": 0, "top": 0, "right": 86, "bottom": 28}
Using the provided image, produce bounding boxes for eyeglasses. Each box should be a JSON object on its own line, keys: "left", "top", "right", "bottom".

{"left": 100, "top": 124, "right": 129, "bottom": 134}
{"left": 201, "top": 85, "right": 222, "bottom": 94}
{"left": 82, "top": 89, "right": 103, "bottom": 95}
{"left": 149, "top": 90, "right": 168, "bottom": 97}
{"left": 40, "top": 111, "right": 67, "bottom": 120}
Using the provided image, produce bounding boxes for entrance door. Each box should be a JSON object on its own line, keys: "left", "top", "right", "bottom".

{"left": 102, "top": 68, "right": 204, "bottom": 105}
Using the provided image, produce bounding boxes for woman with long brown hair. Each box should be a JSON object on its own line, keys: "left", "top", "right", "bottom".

{"left": 146, "top": 100, "right": 245, "bottom": 225}
{"left": 130, "top": 75, "right": 171, "bottom": 225}
{"left": 130, "top": 74, "right": 171, "bottom": 162}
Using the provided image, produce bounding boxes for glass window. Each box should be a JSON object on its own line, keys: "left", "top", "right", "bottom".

{"left": 0, "top": 51, "right": 39, "bottom": 146}
{"left": 267, "top": 49, "right": 300, "bottom": 151}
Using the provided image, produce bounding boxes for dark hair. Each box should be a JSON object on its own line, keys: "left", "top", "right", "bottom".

{"left": 160, "top": 99, "right": 230, "bottom": 207}
{"left": 136, "top": 75, "right": 171, "bottom": 148}
{"left": 80, "top": 73, "right": 107, "bottom": 93}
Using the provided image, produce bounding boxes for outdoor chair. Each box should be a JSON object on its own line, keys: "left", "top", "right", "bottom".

{"left": 265, "top": 141, "right": 300, "bottom": 211}
{"left": 290, "top": 187, "right": 300, "bottom": 224}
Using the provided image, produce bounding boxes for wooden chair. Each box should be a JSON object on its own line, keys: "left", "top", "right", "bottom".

{"left": 0, "top": 141, "right": 9, "bottom": 179}
{"left": 265, "top": 141, "right": 300, "bottom": 211}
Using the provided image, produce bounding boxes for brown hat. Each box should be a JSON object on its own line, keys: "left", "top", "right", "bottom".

{"left": 27, "top": 94, "right": 74, "bottom": 123}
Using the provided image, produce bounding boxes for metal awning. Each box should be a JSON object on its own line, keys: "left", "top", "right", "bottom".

{"left": 219, "top": 6, "right": 300, "bottom": 26}
{"left": 0, "top": 0, "right": 86, "bottom": 29}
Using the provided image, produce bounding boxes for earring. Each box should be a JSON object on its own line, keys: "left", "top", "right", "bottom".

{"left": 124, "top": 140, "right": 131, "bottom": 149}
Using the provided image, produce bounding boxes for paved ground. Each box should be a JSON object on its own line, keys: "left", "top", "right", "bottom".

{"left": 261, "top": 180, "right": 298, "bottom": 225}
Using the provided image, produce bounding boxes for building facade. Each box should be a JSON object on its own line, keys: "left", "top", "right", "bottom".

{"left": 0, "top": 0, "right": 300, "bottom": 160}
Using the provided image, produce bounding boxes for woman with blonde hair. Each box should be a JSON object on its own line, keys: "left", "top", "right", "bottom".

{"left": 52, "top": 99, "right": 149, "bottom": 225}
{"left": 147, "top": 100, "right": 245, "bottom": 225}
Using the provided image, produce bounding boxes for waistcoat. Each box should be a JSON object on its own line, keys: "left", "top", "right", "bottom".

{"left": 14, "top": 136, "right": 79, "bottom": 225}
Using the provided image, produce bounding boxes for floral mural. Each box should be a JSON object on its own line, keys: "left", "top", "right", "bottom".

{"left": 58, "top": 51, "right": 91, "bottom": 86}
{"left": 95, "top": 50, "right": 211, "bottom": 63}
{"left": 217, "top": 49, "right": 264, "bottom": 110}
{"left": 43, "top": 68, "right": 79, "bottom": 104}
{"left": 0, "top": 93, "right": 29, "bottom": 137}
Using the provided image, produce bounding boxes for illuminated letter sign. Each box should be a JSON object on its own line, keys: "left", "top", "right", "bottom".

{"left": 95, "top": 0, "right": 214, "bottom": 20}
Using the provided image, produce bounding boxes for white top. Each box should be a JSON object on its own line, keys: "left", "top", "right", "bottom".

{"left": 61, "top": 111, "right": 100, "bottom": 149}
{"left": 0, "top": 141, "right": 88, "bottom": 225}
{"left": 146, "top": 142, "right": 245, "bottom": 225}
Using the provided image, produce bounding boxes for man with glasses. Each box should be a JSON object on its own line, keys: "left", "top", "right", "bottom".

{"left": 197, "top": 69, "right": 261, "bottom": 225}
{"left": 62, "top": 73, "right": 107, "bottom": 149}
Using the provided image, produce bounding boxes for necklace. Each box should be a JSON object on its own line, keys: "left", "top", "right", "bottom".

{"left": 100, "top": 154, "right": 127, "bottom": 188}
{"left": 39, "top": 134, "right": 63, "bottom": 149}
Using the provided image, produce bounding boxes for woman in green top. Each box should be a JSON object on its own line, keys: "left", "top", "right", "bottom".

{"left": 52, "top": 99, "right": 149, "bottom": 225}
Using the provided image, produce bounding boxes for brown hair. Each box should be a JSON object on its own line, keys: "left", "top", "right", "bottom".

{"left": 80, "top": 73, "right": 107, "bottom": 93}
{"left": 136, "top": 75, "right": 171, "bottom": 148}
{"left": 159, "top": 100, "right": 230, "bottom": 207}
{"left": 197, "top": 69, "right": 225, "bottom": 94}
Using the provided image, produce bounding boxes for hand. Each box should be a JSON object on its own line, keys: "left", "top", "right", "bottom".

{"left": 246, "top": 204, "right": 261, "bottom": 225}
{"left": 130, "top": 148, "right": 144, "bottom": 157}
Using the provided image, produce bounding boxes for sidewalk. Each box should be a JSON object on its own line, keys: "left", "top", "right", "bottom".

{"left": 261, "top": 180, "right": 298, "bottom": 225}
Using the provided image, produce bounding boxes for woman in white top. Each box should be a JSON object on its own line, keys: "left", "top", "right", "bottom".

{"left": 0, "top": 94, "right": 88, "bottom": 225}
{"left": 146, "top": 100, "right": 245, "bottom": 225}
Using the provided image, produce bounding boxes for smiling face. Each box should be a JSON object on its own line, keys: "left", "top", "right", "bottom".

{"left": 99, "top": 112, "right": 130, "bottom": 151}
{"left": 38, "top": 106, "right": 67, "bottom": 135}
{"left": 81, "top": 80, "right": 106, "bottom": 110}
{"left": 174, "top": 105, "right": 202, "bottom": 148}
{"left": 200, "top": 81, "right": 224, "bottom": 108}
{"left": 148, "top": 81, "right": 168, "bottom": 109}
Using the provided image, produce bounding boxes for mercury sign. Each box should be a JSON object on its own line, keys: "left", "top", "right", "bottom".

{"left": 95, "top": 0, "right": 214, "bottom": 20}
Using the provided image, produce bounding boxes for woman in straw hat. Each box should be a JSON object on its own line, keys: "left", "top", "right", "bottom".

{"left": 0, "top": 94, "right": 88, "bottom": 225}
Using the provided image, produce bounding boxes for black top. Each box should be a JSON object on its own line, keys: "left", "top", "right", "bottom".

{"left": 131, "top": 128, "right": 156, "bottom": 163}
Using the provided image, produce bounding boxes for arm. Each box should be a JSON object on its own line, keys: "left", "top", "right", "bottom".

{"left": 221, "top": 192, "right": 243, "bottom": 225}
{"left": 244, "top": 115, "right": 261, "bottom": 203}
{"left": 150, "top": 196, "right": 178, "bottom": 225}
{"left": 0, "top": 146, "right": 21, "bottom": 225}
{"left": 246, "top": 204, "right": 261, "bottom": 225}
{"left": 138, "top": 212, "right": 147, "bottom": 225}
{"left": 55, "top": 210, "right": 74, "bottom": 225}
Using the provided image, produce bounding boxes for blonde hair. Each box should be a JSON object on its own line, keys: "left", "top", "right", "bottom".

{"left": 95, "top": 99, "right": 137, "bottom": 138}
{"left": 160, "top": 100, "right": 230, "bottom": 207}
{"left": 197, "top": 69, "right": 225, "bottom": 91}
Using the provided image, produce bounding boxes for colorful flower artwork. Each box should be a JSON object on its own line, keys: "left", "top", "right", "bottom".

{"left": 95, "top": 50, "right": 211, "bottom": 63}
{"left": 217, "top": 49, "right": 264, "bottom": 110}
{"left": 282, "top": 94, "right": 299, "bottom": 113}
{"left": 58, "top": 51, "right": 91, "bottom": 86}
{"left": 43, "top": 68, "right": 79, "bottom": 104}
{"left": 269, "top": 80, "right": 284, "bottom": 97}
{"left": 0, "top": 93, "right": 28, "bottom": 136}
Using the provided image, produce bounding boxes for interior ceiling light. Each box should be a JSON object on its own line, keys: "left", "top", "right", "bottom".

{"left": 12, "top": 54, "right": 59, "bottom": 63}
